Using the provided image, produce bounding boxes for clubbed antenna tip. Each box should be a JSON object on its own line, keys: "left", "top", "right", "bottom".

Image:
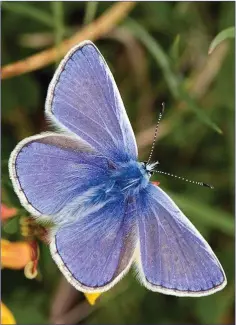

{"left": 161, "top": 102, "right": 165, "bottom": 115}
{"left": 202, "top": 182, "right": 214, "bottom": 189}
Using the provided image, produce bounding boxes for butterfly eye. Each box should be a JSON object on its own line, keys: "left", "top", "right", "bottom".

{"left": 147, "top": 170, "right": 154, "bottom": 177}
{"left": 141, "top": 162, "right": 147, "bottom": 170}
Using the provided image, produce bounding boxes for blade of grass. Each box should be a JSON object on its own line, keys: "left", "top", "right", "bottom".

{"left": 169, "top": 192, "right": 234, "bottom": 236}
{"left": 83, "top": 1, "right": 99, "bottom": 25}
{"left": 51, "top": 2, "right": 64, "bottom": 46}
{"left": 125, "top": 19, "right": 222, "bottom": 134}
{"left": 169, "top": 34, "right": 180, "bottom": 63}
{"left": 209, "top": 27, "right": 235, "bottom": 54}
{"left": 51, "top": 2, "right": 65, "bottom": 67}
{"left": 2, "top": 2, "right": 53, "bottom": 28}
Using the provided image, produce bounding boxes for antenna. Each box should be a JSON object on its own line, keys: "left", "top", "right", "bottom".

{"left": 147, "top": 102, "right": 165, "bottom": 164}
{"left": 153, "top": 170, "right": 214, "bottom": 189}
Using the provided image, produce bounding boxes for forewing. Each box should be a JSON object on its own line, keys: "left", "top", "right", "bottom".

{"left": 46, "top": 40, "right": 138, "bottom": 162}
{"left": 50, "top": 197, "right": 137, "bottom": 292}
{"left": 136, "top": 184, "right": 226, "bottom": 296}
{"left": 9, "top": 133, "right": 110, "bottom": 221}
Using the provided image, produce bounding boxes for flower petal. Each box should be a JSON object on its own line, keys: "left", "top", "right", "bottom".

{"left": 1, "top": 239, "right": 32, "bottom": 269}
{"left": 152, "top": 181, "right": 160, "bottom": 186}
{"left": 1, "top": 204, "right": 17, "bottom": 220}
{"left": 84, "top": 292, "right": 102, "bottom": 305}
{"left": 24, "top": 241, "right": 39, "bottom": 279}
{"left": 1, "top": 302, "right": 16, "bottom": 324}
{"left": 24, "top": 261, "right": 38, "bottom": 279}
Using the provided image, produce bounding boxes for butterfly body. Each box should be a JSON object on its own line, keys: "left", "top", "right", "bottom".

{"left": 110, "top": 160, "right": 150, "bottom": 194}
{"left": 9, "top": 40, "right": 226, "bottom": 297}
{"left": 51, "top": 159, "right": 151, "bottom": 227}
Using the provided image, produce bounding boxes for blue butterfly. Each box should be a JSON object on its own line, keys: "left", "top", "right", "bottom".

{"left": 9, "top": 40, "right": 226, "bottom": 296}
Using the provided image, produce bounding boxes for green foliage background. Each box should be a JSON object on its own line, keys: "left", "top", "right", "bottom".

{"left": 1, "top": 2, "right": 234, "bottom": 324}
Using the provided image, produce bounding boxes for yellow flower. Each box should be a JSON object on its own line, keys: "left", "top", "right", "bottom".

{"left": 1, "top": 301, "right": 16, "bottom": 324}
{"left": 1, "top": 239, "right": 32, "bottom": 270}
{"left": 1, "top": 239, "right": 39, "bottom": 279}
{"left": 84, "top": 292, "right": 102, "bottom": 305}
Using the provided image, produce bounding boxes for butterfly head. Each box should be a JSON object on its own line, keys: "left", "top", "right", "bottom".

{"left": 110, "top": 160, "right": 156, "bottom": 195}
{"left": 142, "top": 161, "right": 159, "bottom": 177}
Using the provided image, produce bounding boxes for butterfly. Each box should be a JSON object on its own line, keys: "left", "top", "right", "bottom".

{"left": 9, "top": 40, "right": 226, "bottom": 296}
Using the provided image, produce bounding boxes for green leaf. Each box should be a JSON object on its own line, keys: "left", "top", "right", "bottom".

{"left": 3, "top": 217, "right": 19, "bottom": 235}
{"left": 125, "top": 19, "right": 222, "bottom": 134}
{"left": 209, "top": 27, "right": 235, "bottom": 54}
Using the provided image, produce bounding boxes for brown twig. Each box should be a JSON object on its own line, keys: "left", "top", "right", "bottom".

{"left": 1, "top": 2, "right": 136, "bottom": 79}
{"left": 50, "top": 277, "right": 94, "bottom": 324}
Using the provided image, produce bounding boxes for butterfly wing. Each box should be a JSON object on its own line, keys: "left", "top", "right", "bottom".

{"left": 136, "top": 184, "right": 226, "bottom": 296}
{"left": 9, "top": 133, "right": 110, "bottom": 223}
{"left": 46, "top": 40, "right": 138, "bottom": 163}
{"left": 50, "top": 196, "right": 137, "bottom": 292}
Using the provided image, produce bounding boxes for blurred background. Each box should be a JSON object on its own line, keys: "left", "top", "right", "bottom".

{"left": 1, "top": 2, "right": 235, "bottom": 324}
